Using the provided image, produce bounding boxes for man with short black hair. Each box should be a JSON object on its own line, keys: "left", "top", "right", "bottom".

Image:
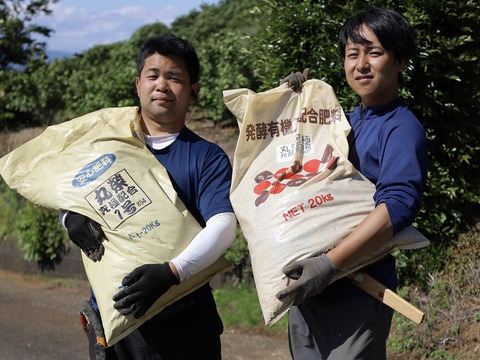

{"left": 65, "top": 33, "right": 237, "bottom": 360}
{"left": 280, "top": 6, "right": 428, "bottom": 359}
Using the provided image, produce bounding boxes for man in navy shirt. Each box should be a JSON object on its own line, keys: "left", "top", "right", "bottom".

{"left": 280, "top": 6, "right": 428, "bottom": 359}
{"left": 63, "top": 34, "right": 237, "bottom": 359}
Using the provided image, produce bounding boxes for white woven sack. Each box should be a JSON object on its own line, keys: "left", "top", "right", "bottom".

{"left": 224, "top": 80, "right": 429, "bottom": 326}
{"left": 0, "top": 107, "right": 232, "bottom": 346}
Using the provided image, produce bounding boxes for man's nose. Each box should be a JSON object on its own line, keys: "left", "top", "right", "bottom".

{"left": 155, "top": 77, "right": 169, "bottom": 91}
{"left": 356, "top": 54, "right": 370, "bottom": 71}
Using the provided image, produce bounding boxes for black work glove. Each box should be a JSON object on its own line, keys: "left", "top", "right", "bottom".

{"left": 279, "top": 68, "right": 309, "bottom": 92}
{"left": 64, "top": 211, "right": 105, "bottom": 262}
{"left": 112, "top": 262, "right": 180, "bottom": 319}
{"left": 276, "top": 253, "right": 340, "bottom": 306}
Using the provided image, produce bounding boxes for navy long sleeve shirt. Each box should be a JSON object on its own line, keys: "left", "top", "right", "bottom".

{"left": 347, "top": 98, "right": 428, "bottom": 234}
{"left": 325, "top": 98, "right": 428, "bottom": 298}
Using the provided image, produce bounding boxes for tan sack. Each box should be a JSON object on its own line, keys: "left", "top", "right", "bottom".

{"left": 224, "top": 80, "right": 429, "bottom": 326}
{"left": 0, "top": 107, "right": 232, "bottom": 346}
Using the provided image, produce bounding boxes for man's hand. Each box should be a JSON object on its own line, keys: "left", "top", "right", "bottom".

{"left": 279, "top": 68, "right": 309, "bottom": 92}
{"left": 276, "top": 253, "right": 340, "bottom": 306}
{"left": 64, "top": 211, "right": 105, "bottom": 262}
{"left": 112, "top": 263, "right": 180, "bottom": 319}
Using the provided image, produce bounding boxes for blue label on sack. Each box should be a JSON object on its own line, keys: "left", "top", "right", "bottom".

{"left": 72, "top": 154, "right": 116, "bottom": 187}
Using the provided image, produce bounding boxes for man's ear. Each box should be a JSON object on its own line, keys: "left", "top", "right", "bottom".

{"left": 397, "top": 58, "right": 408, "bottom": 72}
{"left": 190, "top": 83, "right": 200, "bottom": 101}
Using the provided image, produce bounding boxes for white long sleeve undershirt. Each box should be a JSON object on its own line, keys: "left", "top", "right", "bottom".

{"left": 170, "top": 212, "right": 237, "bottom": 282}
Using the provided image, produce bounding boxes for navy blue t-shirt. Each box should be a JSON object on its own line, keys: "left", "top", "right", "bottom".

{"left": 147, "top": 126, "right": 234, "bottom": 226}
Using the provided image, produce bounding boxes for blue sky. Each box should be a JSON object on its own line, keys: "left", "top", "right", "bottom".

{"left": 34, "top": 0, "right": 220, "bottom": 53}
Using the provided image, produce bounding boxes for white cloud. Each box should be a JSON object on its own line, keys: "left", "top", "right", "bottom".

{"left": 34, "top": 2, "right": 193, "bottom": 53}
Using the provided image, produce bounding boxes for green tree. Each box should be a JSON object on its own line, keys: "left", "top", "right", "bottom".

{"left": 129, "top": 22, "right": 169, "bottom": 50}
{"left": 0, "top": 178, "right": 22, "bottom": 241}
{"left": 250, "top": 1, "right": 363, "bottom": 102}
{"left": 0, "top": 0, "right": 58, "bottom": 129}
{"left": 0, "top": 0, "right": 57, "bottom": 69}
{"left": 171, "top": 0, "right": 259, "bottom": 122}
{"left": 194, "top": 29, "right": 258, "bottom": 122}
{"left": 63, "top": 41, "right": 138, "bottom": 118}
{"left": 0, "top": 52, "right": 70, "bottom": 129}
{"left": 16, "top": 201, "right": 68, "bottom": 270}
{"left": 401, "top": 0, "right": 480, "bottom": 236}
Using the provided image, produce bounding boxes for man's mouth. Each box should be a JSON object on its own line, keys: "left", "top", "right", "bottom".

{"left": 355, "top": 75, "right": 373, "bottom": 81}
{"left": 152, "top": 97, "right": 173, "bottom": 103}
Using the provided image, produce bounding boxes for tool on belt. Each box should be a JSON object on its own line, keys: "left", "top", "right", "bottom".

{"left": 80, "top": 300, "right": 107, "bottom": 360}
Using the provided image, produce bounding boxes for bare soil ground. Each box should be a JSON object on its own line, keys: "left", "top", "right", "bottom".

{"left": 0, "top": 269, "right": 290, "bottom": 360}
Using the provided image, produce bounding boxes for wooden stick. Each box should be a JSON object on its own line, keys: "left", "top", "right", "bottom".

{"left": 349, "top": 272, "right": 425, "bottom": 324}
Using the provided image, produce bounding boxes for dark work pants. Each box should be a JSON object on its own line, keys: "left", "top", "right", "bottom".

{"left": 89, "top": 289, "right": 223, "bottom": 360}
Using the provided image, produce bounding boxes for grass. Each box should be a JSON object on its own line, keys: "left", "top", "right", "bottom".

{"left": 387, "top": 223, "right": 480, "bottom": 359}
{"left": 213, "top": 285, "right": 288, "bottom": 335}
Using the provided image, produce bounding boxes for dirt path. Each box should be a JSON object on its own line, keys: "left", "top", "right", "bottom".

{"left": 0, "top": 269, "right": 290, "bottom": 360}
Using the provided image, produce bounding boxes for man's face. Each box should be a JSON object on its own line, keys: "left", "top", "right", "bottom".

{"left": 344, "top": 25, "right": 405, "bottom": 107}
{"left": 136, "top": 53, "right": 199, "bottom": 135}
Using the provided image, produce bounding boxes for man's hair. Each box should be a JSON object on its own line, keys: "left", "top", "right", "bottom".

{"left": 338, "top": 6, "right": 414, "bottom": 63}
{"left": 136, "top": 33, "right": 200, "bottom": 84}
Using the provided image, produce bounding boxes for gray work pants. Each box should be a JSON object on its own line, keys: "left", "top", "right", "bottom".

{"left": 288, "top": 293, "right": 393, "bottom": 360}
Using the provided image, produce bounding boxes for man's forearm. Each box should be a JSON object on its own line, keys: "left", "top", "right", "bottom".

{"left": 326, "top": 203, "right": 393, "bottom": 270}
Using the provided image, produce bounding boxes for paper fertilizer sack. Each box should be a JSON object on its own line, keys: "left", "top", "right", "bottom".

{"left": 0, "top": 107, "right": 232, "bottom": 346}
{"left": 224, "top": 80, "right": 429, "bottom": 326}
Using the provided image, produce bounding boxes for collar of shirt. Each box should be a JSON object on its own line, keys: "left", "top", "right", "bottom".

{"left": 143, "top": 132, "right": 179, "bottom": 150}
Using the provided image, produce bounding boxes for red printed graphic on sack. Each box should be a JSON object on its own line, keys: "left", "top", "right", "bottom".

{"left": 252, "top": 144, "right": 338, "bottom": 207}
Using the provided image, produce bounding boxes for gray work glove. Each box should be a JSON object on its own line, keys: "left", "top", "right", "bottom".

{"left": 112, "top": 262, "right": 180, "bottom": 319}
{"left": 64, "top": 211, "right": 105, "bottom": 262}
{"left": 276, "top": 253, "right": 340, "bottom": 306}
{"left": 279, "top": 68, "right": 309, "bottom": 92}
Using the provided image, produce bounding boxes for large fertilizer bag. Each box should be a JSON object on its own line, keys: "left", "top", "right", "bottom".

{"left": 224, "top": 80, "right": 429, "bottom": 326}
{"left": 0, "top": 107, "right": 232, "bottom": 346}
